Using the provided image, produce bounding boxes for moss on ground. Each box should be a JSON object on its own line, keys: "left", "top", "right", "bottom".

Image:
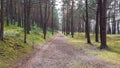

{"left": 0, "top": 25, "right": 55, "bottom": 68}
{"left": 66, "top": 32, "right": 120, "bottom": 65}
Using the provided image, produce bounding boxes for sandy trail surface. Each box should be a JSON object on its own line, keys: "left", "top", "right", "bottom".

{"left": 16, "top": 33, "right": 120, "bottom": 68}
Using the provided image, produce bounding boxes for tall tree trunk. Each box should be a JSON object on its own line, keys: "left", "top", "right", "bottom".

{"left": 95, "top": 0, "right": 100, "bottom": 42}
{"left": 26, "top": 0, "right": 31, "bottom": 34}
{"left": 112, "top": 0, "right": 116, "bottom": 34}
{"left": 85, "top": 0, "right": 91, "bottom": 44}
{"left": 100, "top": 0, "right": 108, "bottom": 49}
{"left": 65, "top": 1, "right": 71, "bottom": 35}
{"left": 6, "top": 0, "right": 10, "bottom": 26}
{"left": 66, "top": 3, "right": 70, "bottom": 35}
{"left": 43, "top": 0, "right": 48, "bottom": 39}
{"left": 39, "top": 0, "right": 43, "bottom": 28}
{"left": 62, "top": 2, "right": 66, "bottom": 35}
{"left": 0, "top": 0, "right": 4, "bottom": 40}
{"left": 9, "top": 0, "right": 14, "bottom": 25}
{"left": 51, "top": 0, "right": 54, "bottom": 35}
{"left": 71, "top": 0, "right": 74, "bottom": 38}
{"left": 18, "top": 0, "right": 22, "bottom": 27}
{"left": 24, "top": 0, "right": 27, "bottom": 43}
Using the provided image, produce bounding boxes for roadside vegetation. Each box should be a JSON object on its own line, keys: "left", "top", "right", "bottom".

{"left": 66, "top": 32, "right": 120, "bottom": 65}
{"left": 0, "top": 25, "right": 55, "bottom": 68}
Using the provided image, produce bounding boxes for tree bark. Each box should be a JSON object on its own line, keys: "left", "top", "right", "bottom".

{"left": 0, "top": 0, "right": 4, "bottom": 40}
{"left": 71, "top": 0, "right": 74, "bottom": 38}
{"left": 85, "top": 0, "right": 91, "bottom": 44}
{"left": 95, "top": 0, "right": 100, "bottom": 42}
{"left": 99, "top": 0, "right": 108, "bottom": 49}
{"left": 51, "top": 0, "right": 54, "bottom": 35}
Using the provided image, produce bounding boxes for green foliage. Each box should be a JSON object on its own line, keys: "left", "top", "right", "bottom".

{"left": 31, "top": 25, "right": 42, "bottom": 34}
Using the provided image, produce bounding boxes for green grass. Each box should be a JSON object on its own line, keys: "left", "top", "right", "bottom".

{"left": 0, "top": 25, "right": 55, "bottom": 68}
{"left": 66, "top": 32, "right": 120, "bottom": 65}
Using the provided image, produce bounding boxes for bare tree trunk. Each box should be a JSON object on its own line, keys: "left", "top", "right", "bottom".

{"left": 100, "top": 0, "right": 108, "bottom": 49}
{"left": 24, "top": 0, "right": 28, "bottom": 43}
{"left": 26, "top": 0, "right": 31, "bottom": 34}
{"left": 9, "top": 0, "right": 14, "bottom": 25}
{"left": 0, "top": 0, "right": 4, "bottom": 40}
{"left": 43, "top": 0, "right": 49, "bottom": 39}
{"left": 71, "top": 0, "right": 74, "bottom": 38}
{"left": 85, "top": 0, "right": 91, "bottom": 44}
{"left": 39, "top": 0, "right": 43, "bottom": 28}
{"left": 17, "top": 0, "right": 22, "bottom": 27}
{"left": 112, "top": 0, "right": 116, "bottom": 34}
{"left": 51, "top": 0, "right": 54, "bottom": 35}
{"left": 62, "top": 2, "right": 66, "bottom": 35}
{"left": 6, "top": 0, "right": 10, "bottom": 26}
{"left": 66, "top": 3, "right": 70, "bottom": 35}
{"left": 95, "top": 0, "right": 100, "bottom": 42}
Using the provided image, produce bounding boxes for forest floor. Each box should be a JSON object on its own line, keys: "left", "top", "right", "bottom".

{"left": 0, "top": 25, "right": 54, "bottom": 68}
{"left": 14, "top": 33, "right": 120, "bottom": 68}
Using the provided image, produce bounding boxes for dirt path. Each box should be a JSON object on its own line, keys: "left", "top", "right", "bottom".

{"left": 16, "top": 33, "right": 120, "bottom": 68}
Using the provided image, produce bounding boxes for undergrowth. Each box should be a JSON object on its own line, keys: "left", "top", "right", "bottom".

{"left": 66, "top": 32, "right": 120, "bottom": 65}
{"left": 0, "top": 25, "right": 55, "bottom": 68}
